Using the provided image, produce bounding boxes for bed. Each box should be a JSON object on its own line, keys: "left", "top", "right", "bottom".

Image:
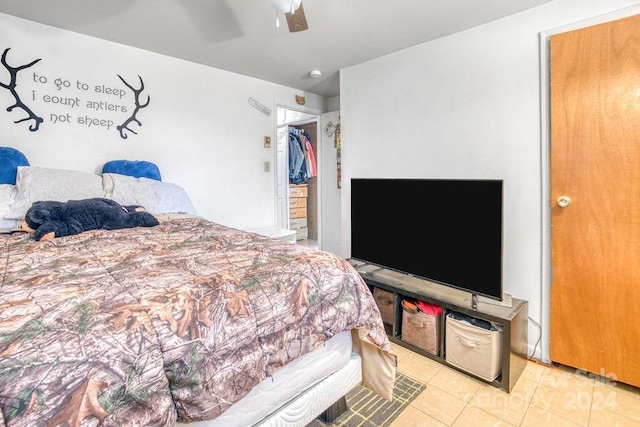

{"left": 0, "top": 149, "right": 396, "bottom": 427}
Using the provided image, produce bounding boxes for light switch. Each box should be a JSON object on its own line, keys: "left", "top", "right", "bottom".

{"left": 264, "top": 136, "right": 271, "bottom": 148}
{"left": 264, "top": 161, "right": 270, "bottom": 172}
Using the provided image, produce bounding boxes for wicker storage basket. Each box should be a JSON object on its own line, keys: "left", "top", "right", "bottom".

{"left": 401, "top": 300, "right": 441, "bottom": 355}
{"left": 372, "top": 287, "right": 395, "bottom": 325}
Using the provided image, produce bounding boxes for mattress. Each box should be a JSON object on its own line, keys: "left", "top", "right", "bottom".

{"left": 260, "top": 352, "right": 362, "bottom": 427}
{"left": 177, "top": 330, "right": 355, "bottom": 427}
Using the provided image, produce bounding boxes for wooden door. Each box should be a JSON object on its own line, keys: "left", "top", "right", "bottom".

{"left": 550, "top": 14, "right": 640, "bottom": 387}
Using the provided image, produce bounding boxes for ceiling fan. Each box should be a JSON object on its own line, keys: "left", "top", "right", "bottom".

{"left": 269, "top": 0, "right": 309, "bottom": 32}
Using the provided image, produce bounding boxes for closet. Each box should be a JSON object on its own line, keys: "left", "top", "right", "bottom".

{"left": 275, "top": 107, "right": 319, "bottom": 244}
{"left": 287, "top": 122, "right": 318, "bottom": 241}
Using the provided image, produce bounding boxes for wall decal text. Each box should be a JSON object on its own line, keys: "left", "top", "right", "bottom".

{"left": 1, "top": 47, "right": 150, "bottom": 139}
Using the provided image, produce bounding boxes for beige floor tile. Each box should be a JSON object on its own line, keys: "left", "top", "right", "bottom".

{"left": 520, "top": 405, "right": 584, "bottom": 427}
{"left": 521, "top": 359, "right": 547, "bottom": 384}
{"left": 591, "top": 379, "right": 627, "bottom": 413}
{"left": 388, "top": 347, "right": 640, "bottom": 427}
{"left": 592, "top": 379, "right": 640, "bottom": 423}
{"left": 530, "top": 383, "right": 592, "bottom": 426}
{"left": 509, "top": 375, "right": 539, "bottom": 404}
{"left": 410, "top": 385, "right": 466, "bottom": 426}
{"left": 470, "top": 383, "right": 529, "bottom": 426}
{"left": 539, "top": 364, "right": 595, "bottom": 393}
{"left": 391, "top": 341, "right": 412, "bottom": 359}
{"left": 390, "top": 405, "right": 448, "bottom": 427}
{"left": 589, "top": 406, "right": 640, "bottom": 426}
{"left": 397, "top": 352, "right": 443, "bottom": 384}
{"left": 428, "top": 366, "right": 482, "bottom": 402}
{"left": 452, "top": 404, "right": 516, "bottom": 427}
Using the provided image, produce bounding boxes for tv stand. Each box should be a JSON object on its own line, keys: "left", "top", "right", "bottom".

{"left": 478, "top": 293, "right": 513, "bottom": 308}
{"left": 351, "top": 260, "right": 528, "bottom": 393}
{"left": 470, "top": 293, "right": 512, "bottom": 309}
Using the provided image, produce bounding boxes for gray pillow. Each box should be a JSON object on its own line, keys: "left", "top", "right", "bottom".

{"left": 0, "top": 184, "right": 20, "bottom": 230}
{"left": 103, "top": 173, "right": 196, "bottom": 215}
{"left": 6, "top": 166, "right": 105, "bottom": 220}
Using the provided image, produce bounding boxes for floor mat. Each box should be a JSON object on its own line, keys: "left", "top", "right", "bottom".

{"left": 307, "top": 372, "right": 426, "bottom": 427}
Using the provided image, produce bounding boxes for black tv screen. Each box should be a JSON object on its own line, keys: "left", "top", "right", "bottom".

{"left": 350, "top": 178, "right": 503, "bottom": 301}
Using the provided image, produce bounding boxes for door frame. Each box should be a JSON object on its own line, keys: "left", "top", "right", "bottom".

{"left": 538, "top": 4, "right": 640, "bottom": 365}
{"left": 272, "top": 101, "right": 322, "bottom": 245}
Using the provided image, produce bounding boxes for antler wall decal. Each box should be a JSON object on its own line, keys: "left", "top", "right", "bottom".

{"left": 116, "top": 74, "right": 150, "bottom": 139}
{"left": 0, "top": 48, "right": 43, "bottom": 131}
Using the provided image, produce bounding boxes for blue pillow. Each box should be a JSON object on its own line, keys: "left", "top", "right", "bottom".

{"left": 0, "top": 147, "right": 29, "bottom": 184}
{"left": 102, "top": 160, "right": 161, "bottom": 181}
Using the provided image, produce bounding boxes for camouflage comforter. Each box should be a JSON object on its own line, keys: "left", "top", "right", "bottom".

{"left": 0, "top": 217, "right": 394, "bottom": 426}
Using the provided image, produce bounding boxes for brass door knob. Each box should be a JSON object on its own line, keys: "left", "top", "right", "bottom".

{"left": 557, "top": 196, "right": 572, "bottom": 208}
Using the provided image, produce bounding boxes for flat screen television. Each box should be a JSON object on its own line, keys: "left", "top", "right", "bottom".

{"left": 350, "top": 178, "right": 504, "bottom": 302}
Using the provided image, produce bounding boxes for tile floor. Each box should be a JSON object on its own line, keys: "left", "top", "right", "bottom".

{"left": 389, "top": 342, "right": 640, "bottom": 427}
{"left": 299, "top": 239, "right": 640, "bottom": 425}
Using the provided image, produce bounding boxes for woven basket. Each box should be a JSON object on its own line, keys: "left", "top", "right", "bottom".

{"left": 373, "top": 287, "right": 395, "bottom": 325}
{"left": 401, "top": 303, "right": 441, "bottom": 355}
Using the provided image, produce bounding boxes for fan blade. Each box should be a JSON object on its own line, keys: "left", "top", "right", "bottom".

{"left": 285, "top": 2, "right": 308, "bottom": 32}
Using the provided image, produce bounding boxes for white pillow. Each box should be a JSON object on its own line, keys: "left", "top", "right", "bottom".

{"left": 0, "top": 184, "right": 20, "bottom": 230}
{"left": 6, "top": 166, "right": 105, "bottom": 220}
{"left": 103, "top": 173, "right": 196, "bottom": 215}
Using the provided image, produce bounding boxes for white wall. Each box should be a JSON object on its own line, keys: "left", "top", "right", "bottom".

{"left": 0, "top": 13, "right": 325, "bottom": 230}
{"left": 6, "top": 1, "right": 639, "bottom": 362}
{"left": 327, "top": 96, "right": 340, "bottom": 113}
{"left": 340, "top": 0, "right": 640, "bottom": 360}
{"left": 319, "top": 110, "right": 341, "bottom": 254}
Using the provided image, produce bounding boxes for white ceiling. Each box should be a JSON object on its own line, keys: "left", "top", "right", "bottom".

{"left": 0, "top": 0, "right": 554, "bottom": 98}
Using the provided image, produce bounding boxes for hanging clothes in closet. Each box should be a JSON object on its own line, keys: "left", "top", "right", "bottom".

{"left": 288, "top": 127, "right": 317, "bottom": 184}
{"left": 304, "top": 134, "right": 317, "bottom": 178}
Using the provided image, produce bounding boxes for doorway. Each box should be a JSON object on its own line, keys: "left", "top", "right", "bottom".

{"left": 275, "top": 106, "right": 320, "bottom": 248}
